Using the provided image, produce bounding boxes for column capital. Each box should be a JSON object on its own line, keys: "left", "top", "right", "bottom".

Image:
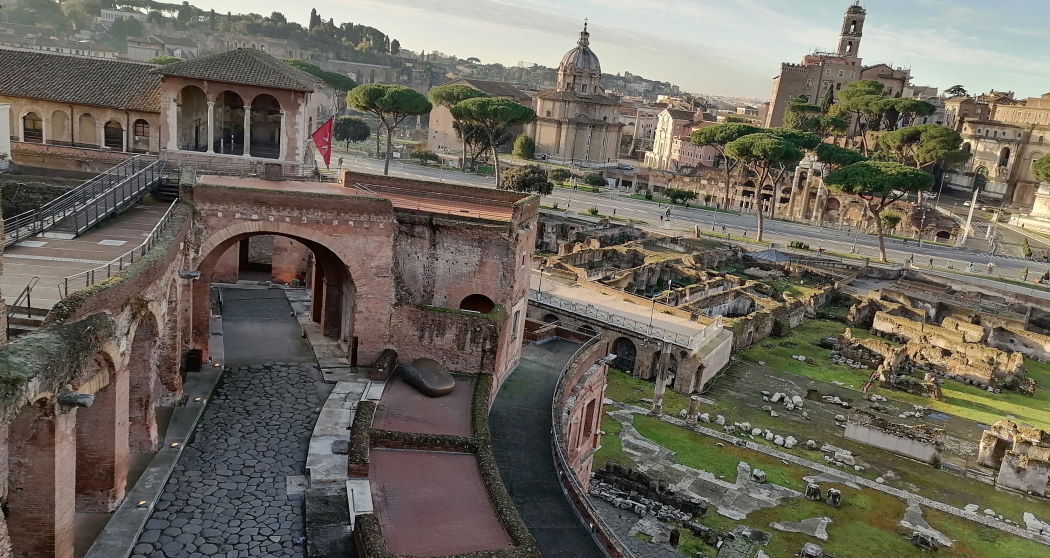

{"left": 243, "top": 105, "right": 251, "bottom": 112}
{"left": 207, "top": 100, "right": 215, "bottom": 107}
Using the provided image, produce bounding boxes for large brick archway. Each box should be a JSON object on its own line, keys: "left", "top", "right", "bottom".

{"left": 193, "top": 220, "right": 389, "bottom": 363}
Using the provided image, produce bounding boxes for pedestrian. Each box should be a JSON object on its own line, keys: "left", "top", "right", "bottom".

{"left": 929, "top": 258, "right": 934, "bottom": 268}
{"left": 722, "top": 225, "right": 727, "bottom": 233}
{"left": 612, "top": 208, "right": 617, "bottom": 216}
{"left": 968, "top": 261, "right": 974, "bottom": 272}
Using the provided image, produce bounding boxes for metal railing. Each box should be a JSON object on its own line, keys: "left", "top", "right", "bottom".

{"left": 56, "top": 199, "right": 180, "bottom": 299}
{"left": 6, "top": 276, "right": 40, "bottom": 337}
{"left": 353, "top": 181, "right": 513, "bottom": 221}
{"left": 2, "top": 155, "right": 162, "bottom": 247}
{"left": 549, "top": 336, "right": 634, "bottom": 558}
{"left": 528, "top": 289, "right": 717, "bottom": 350}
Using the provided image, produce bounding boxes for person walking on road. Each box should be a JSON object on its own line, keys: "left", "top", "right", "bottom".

{"left": 929, "top": 258, "right": 934, "bottom": 268}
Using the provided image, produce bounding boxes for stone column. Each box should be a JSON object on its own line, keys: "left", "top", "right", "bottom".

{"left": 167, "top": 97, "right": 179, "bottom": 151}
{"left": 651, "top": 342, "right": 669, "bottom": 414}
{"left": 242, "top": 105, "right": 252, "bottom": 158}
{"left": 206, "top": 101, "right": 215, "bottom": 153}
{"left": 7, "top": 407, "right": 77, "bottom": 558}
{"left": 687, "top": 395, "right": 703, "bottom": 422}
{"left": 278, "top": 109, "right": 287, "bottom": 161}
{"left": 40, "top": 113, "right": 48, "bottom": 145}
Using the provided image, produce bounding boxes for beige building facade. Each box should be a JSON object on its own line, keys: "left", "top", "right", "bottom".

{"left": 945, "top": 92, "right": 1050, "bottom": 207}
{"left": 427, "top": 78, "right": 530, "bottom": 156}
{"left": 531, "top": 24, "right": 623, "bottom": 167}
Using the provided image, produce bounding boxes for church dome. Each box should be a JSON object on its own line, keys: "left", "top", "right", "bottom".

{"left": 560, "top": 25, "right": 601, "bottom": 74}
{"left": 556, "top": 22, "right": 603, "bottom": 94}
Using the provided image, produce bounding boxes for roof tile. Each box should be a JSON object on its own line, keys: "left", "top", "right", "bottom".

{"left": 0, "top": 48, "right": 161, "bottom": 112}
{"left": 156, "top": 48, "right": 317, "bottom": 92}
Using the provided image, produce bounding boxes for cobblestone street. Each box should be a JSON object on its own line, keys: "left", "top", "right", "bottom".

{"left": 131, "top": 288, "right": 326, "bottom": 557}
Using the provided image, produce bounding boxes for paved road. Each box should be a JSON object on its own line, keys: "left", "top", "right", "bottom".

{"left": 490, "top": 339, "right": 605, "bottom": 558}
{"left": 130, "top": 288, "right": 328, "bottom": 558}
{"left": 335, "top": 153, "right": 1050, "bottom": 295}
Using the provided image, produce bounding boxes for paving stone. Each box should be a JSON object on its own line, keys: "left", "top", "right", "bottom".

{"left": 130, "top": 359, "right": 323, "bottom": 556}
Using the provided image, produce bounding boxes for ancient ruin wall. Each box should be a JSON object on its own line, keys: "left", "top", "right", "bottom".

{"left": 844, "top": 411, "right": 944, "bottom": 464}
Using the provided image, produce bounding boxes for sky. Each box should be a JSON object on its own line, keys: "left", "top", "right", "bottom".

{"left": 188, "top": 0, "right": 1050, "bottom": 100}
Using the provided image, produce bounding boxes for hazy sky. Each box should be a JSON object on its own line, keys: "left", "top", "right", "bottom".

{"left": 189, "top": 0, "right": 1050, "bottom": 99}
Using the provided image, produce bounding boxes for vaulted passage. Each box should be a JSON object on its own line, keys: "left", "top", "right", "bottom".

{"left": 194, "top": 232, "right": 355, "bottom": 362}
{"left": 130, "top": 288, "right": 325, "bottom": 558}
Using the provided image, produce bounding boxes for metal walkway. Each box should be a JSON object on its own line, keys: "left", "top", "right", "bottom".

{"left": 2, "top": 155, "right": 164, "bottom": 247}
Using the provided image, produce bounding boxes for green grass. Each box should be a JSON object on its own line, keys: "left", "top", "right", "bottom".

{"left": 739, "top": 321, "right": 1050, "bottom": 431}
{"left": 604, "top": 369, "right": 692, "bottom": 416}
{"left": 554, "top": 181, "right": 599, "bottom": 193}
{"left": 611, "top": 410, "right": 1050, "bottom": 557}
{"left": 633, "top": 414, "right": 804, "bottom": 489}
{"left": 575, "top": 211, "right": 648, "bottom": 225}
{"left": 539, "top": 204, "right": 566, "bottom": 211}
{"left": 593, "top": 411, "right": 630, "bottom": 470}
{"left": 737, "top": 319, "right": 876, "bottom": 384}
{"left": 697, "top": 230, "right": 772, "bottom": 246}
{"left": 625, "top": 194, "right": 740, "bottom": 214}
{"left": 761, "top": 277, "right": 825, "bottom": 300}
{"left": 926, "top": 508, "right": 1050, "bottom": 558}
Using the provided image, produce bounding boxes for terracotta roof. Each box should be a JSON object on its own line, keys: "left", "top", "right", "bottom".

{"left": 156, "top": 48, "right": 317, "bottom": 92}
{"left": 534, "top": 88, "right": 621, "bottom": 106}
{"left": 0, "top": 48, "right": 161, "bottom": 112}
{"left": 666, "top": 108, "right": 696, "bottom": 121}
{"left": 454, "top": 78, "right": 530, "bottom": 102}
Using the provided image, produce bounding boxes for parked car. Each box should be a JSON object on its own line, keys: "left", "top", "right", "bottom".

{"left": 617, "top": 164, "right": 634, "bottom": 171}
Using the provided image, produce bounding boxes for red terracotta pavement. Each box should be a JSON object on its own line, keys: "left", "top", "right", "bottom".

{"left": 372, "top": 374, "right": 475, "bottom": 437}
{"left": 369, "top": 449, "right": 512, "bottom": 556}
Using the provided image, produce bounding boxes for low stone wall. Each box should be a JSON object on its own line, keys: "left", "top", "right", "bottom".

{"left": 844, "top": 411, "right": 943, "bottom": 465}
{"left": 11, "top": 141, "right": 132, "bottom": 174}
{"left": 989, "top": 326, "right": 1050, "bottom": 361}
{"left": 388, "top": 305, "right": 501, "bottom": 375}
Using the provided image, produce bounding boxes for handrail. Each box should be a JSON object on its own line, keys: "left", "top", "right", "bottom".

{"left": 56, "top": 199, "right": 179, "bottom": 299}
{"left": 2, "top": 155, "right": 158, "bottom": 247}
{"left": 6, "top": 276, "right": 40, "bottom": 337}
{"left": 549, "top": 335, "right": 635, "bottom": 558}
{"left": 528, "top": 289, "right": 717, "bottom": 350}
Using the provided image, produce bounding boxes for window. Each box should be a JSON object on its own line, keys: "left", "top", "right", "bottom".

{"left": 582, "top": 84, "right": 588, "bottom": 93}
{"left": 838, "top": 70, "right": 844, "bottom": 77}
{"left": 22, "top": 112, "right": 42, "bottom": 142}
{"left": 825, "top": 69, "right": 831, "bottom": 76}
{"left": 1040, "top": 136, "right": 1044, "bottom": 143}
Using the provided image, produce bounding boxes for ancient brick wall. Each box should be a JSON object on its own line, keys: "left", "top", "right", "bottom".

{"left": 388, "top": 305, "right": 500, "bottom": 375}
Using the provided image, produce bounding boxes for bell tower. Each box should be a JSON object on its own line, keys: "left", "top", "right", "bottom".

{"left": 837, "top": 1, "right": 866, "bottom": 57}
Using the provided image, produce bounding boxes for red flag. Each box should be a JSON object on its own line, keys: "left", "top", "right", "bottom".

{"left": 311, "top": 117, "right": 334, "bottom": 168}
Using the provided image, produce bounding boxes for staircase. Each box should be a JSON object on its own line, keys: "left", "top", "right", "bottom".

{"left": 3, "top": 156, "right": 165, "bottom": 246}
{"left": 6, "top": 307, "right": 46, "bottom": 338}
{"left": 153, "top": 171, "right": 180, "bottom": 202}
{"left": 5, "top": 276, "right": 44, "bottom": 338}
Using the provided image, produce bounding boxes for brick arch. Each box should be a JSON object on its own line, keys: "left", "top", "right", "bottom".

{"left": 193, "top": 222, "right": 382, "bottom": 361}
{"left": 74, "top": 349, "right": 129, "bottom": 514}
{"left": 128, "top": 312, "right": 161, "bottom": 451}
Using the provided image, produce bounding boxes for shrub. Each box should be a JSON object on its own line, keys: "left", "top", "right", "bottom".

{"left": 583, "top": 172, "right": 607, "bottom": 187}
{"left": 1022, "top": 237, "right": 1033, "bottom": 258}
{"left": 587, "top": 206, "right": 600, "bottom": 216}
{"left": 500, "top": 165, "right": 553, "bottom": 195}
{"left": 644, "top": 191, "right": 653, "bottom": 200}
{"left": 549, "top": 168, "right": 570, "bottom": 182}
{"left": 409, "top": 149, "right": 440, "bottom": 165}
{"left": 665, "top": 188, "right": 698, "bottom": 204}
{"left": 511, "top": 134, "right": 535, "bottom": 159}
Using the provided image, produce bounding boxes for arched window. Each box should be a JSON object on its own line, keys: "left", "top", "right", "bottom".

{"left": 103, "top": 121, "right": 123, "bottom": 150}
{"left": 77, "top": 113, "right": 97, "bottom": 146}
{"left": 22, "top": 112, "right": 42, "bottom": 142}
{"left": 845, "top": 41, "right": 853, "bottom": 53}
{"left": 132, "top": 119, "right": 150, "bottom": 152}
{"left": 998, "top": 147, "right": 1011, "bottom": 168}
{"left": 459, "top": 294, "right": 495, "bottom": 314}
{"left": 849, "top": 20, "right": 857, "bottom": 33}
